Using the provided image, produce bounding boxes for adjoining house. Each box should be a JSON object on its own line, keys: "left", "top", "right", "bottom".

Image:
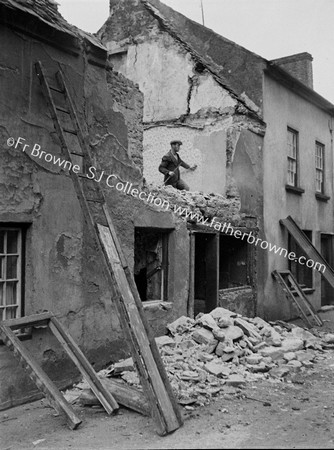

{"left": 99, "top": 0, "right": 334, "bottom": 321}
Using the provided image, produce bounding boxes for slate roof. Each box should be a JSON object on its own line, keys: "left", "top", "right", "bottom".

{"left": 0, "top": 0, "right": 106, "bottom": 52}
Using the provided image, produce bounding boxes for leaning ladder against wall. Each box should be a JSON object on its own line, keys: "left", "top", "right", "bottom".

{"left": 34, "top": 61, "right": 182, "bottom": 436}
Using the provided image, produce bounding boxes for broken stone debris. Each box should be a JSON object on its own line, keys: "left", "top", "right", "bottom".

{"left": 104, "top": 307, "right": 332, "bottom": 408}
{"left": 66, "top": 307, "right": 333, "bottom": 411}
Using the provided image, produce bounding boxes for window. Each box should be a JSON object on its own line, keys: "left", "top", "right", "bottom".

{"left": 288, "top": 230, "right": 313, "bottom": 289}
{"left": 287, "top": 128, "right": 299, "bottom": 186}
{"left": 134, "top": 228, "right": 169, "bottom": 302}
{"left": 0, "top": 228, "right": 22, "bottom": 320}
{"left": 315, "top": 142, "right": 324, "bottom": 193}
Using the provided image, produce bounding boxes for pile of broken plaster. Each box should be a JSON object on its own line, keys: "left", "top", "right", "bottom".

{"left": 65, "top": 307, "right": 334, "bottom": 410}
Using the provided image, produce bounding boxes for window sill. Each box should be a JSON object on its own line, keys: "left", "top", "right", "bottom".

{"left": 285, "top": 185, "right": 305, "bottom": 195}
{"left": 315, "top": 193, "right": 330, "bottom": 202}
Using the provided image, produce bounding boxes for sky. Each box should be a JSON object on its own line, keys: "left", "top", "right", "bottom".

{"left": 57, "top": 0, "right": 334, "bottom": 103}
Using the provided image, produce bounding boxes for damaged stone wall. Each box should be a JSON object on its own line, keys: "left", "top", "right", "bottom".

{"left": 106, "top": 69, "right": 144, "bottom": 172}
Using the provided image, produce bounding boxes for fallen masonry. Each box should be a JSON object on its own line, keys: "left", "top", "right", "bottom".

{"left": 63, "top": 307, "right": 334, "bottom": 412}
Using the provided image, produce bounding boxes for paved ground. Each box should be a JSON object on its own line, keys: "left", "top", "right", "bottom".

{"left": 1, "top": 310, "right": 334, "bottom": 450}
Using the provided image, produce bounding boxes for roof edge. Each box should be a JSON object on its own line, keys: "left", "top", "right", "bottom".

{"left": 266, "top": 62, "right": 334, "bottom": 115}
{"left": 141, "top": 0, "right": 263, "bottom": 122}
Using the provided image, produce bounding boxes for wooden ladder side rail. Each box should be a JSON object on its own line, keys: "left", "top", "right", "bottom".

{"left": 102, "top": 206, "right": 183, "bottom": 425}
{"left": 285, "top": 273, "right": 323, "bottom": 327}
{"left": 272, "top": 270, "right": 313, "bottom": 328}
{"left": 97, "top": 225, "right": 181, "bottom": 435}
{"left": 280, "top": 216, "right": 334, "bottom": 288}
{"left": 48, "top": 316, "right": 119, "bottom": 414}
{"left": 0, "top": 323, "right": 82, "bottom": 430}
{"left": 35, "top": 61, "right": 182, "bottom": 435}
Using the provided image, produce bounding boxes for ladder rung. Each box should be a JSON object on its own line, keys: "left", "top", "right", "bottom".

{"left": 50, "top": 86, "right": 64, "bottom": 94}
{"left": 63, "top": 128, "right": 77, "bottom": 135}
{"left": 56, "top": 106, "right": 70, "bottom": 114}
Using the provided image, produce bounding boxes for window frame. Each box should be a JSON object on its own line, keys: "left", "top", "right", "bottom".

{"left": 287, "top": 127, "right": 299, "bottom": 187}
{"left": 315, "top": 141, "right": 325, "bottom": 194}
{"left": 0, "top": 227, "right": 23, "bottom": 320}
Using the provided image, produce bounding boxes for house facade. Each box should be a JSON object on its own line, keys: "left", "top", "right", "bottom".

{"left": 0, "top": 0, "right": 194, "bottom": 410}
{"left": 100, "top": 0, "right": 334, "bottom": 321}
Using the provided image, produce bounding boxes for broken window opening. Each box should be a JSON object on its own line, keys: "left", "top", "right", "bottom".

{"left": 288, "top": 230, "right": 313, "bottom": 289}
{"left": 134, "top": 228, "right": 169, "bottom": 302}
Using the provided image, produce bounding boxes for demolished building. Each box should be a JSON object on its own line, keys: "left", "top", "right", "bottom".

{"left": 99, "top": 0, "right": 334, "bottom": 322}
{"left": 99, "top": 0, "right": 266, "bottom": 322}
{"left": 0, "top": 0, "right": 261, "bottom": 411}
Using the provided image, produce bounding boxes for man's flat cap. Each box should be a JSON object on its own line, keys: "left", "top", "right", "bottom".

{"left": 170, "top": 140, "right": 183, "bottom": 145}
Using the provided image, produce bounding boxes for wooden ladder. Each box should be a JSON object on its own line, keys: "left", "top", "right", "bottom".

{"left": 272, "top": 270, "right": 323, "bottom": 328}
{"left": 34, "top": 61, "right": 182, "bottom": 435}
{"left": 0, "top": 312, "right": 119, "bottom": 430}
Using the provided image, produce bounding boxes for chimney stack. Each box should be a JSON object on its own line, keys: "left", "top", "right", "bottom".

{"left": 271, "top": 52, "right": 313, "bottom": 89}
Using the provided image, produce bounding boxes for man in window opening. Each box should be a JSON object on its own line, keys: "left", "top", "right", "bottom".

{"left": 159, "top": 140, "right": 197, "bottom": 191}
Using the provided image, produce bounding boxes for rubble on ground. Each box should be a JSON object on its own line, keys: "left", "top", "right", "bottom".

{"left": 103, "top": 307, "right": 334, "bottom": 408}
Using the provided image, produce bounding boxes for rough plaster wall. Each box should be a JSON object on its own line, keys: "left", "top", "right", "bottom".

{"left": 189, "top": 72, "right": 236, "bottom": 114}
{"left": 143, "top": 121, "right": 232, "bottom": 194}
{"left": 123, "top": 36, "right": 194, "bottom": 122}
{"left": 0, "top": 25, "right": 151, "bottom": 410}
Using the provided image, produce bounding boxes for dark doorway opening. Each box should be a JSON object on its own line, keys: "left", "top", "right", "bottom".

{"left": 321, "top": 234, "right": 334, "bottom": 305}
{"left": 193, "top": 233, "right": 218, "bottom": 316}
{"left": 219, "top": 234, "right": 249, "bottom": 289}
{"left": 288, "top": 230, "right": 313, "bottom": 288}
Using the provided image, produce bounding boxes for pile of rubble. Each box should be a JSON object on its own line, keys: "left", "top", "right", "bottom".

{"left": 104, "top": 307, "right": 334, "bottom": 408}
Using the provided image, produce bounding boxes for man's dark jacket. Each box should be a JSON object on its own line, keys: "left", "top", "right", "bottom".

{"left": 159, "top": 150, "right": 190, "bottom": 185}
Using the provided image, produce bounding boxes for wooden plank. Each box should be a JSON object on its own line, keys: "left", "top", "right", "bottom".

{"left": 101, "top": 379, "right": 150, "bottom": 416}
{"left": 0, "top": 325, "right": 81, "bottom": 430}
{"left": 48, "top": 317, "right": 119, "bottom": 414}
{"left": 100, "top": 217, "right": 182, "bottom": 427}
{"left": 280, "top": 216, "right": 334, "bottom": 288}
{"left": 101, "top": 210, "right": 182, "bottom": 426}
{"left": 1, "top": 312, "right": 52, "bottom": 330}
{"left": 97, "top": 224, "right": 182, "bottom": 435}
